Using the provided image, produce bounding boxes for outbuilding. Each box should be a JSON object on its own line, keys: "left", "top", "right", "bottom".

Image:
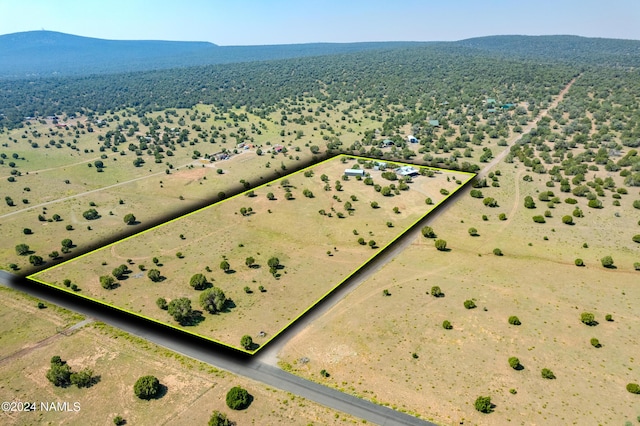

{"left": 344, "top": 169, "right": 365, "bottom": 177}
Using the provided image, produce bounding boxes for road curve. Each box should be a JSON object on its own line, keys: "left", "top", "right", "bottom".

{"left": 0, "top": 271, "right": 433, "bottom": 426}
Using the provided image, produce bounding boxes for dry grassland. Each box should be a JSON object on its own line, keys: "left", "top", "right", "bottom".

{"left": 0, "top": 288, "right": 360, "bottom": 426}
{"left": 279, "top": 157, "right": 640, "bottom": 425}
{"left": 30, "top": 156, "right": 470, "bottom": 351}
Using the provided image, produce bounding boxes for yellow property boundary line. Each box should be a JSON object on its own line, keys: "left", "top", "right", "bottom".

{"left": 28, "top": 154, "right": 476, "bottom": 354}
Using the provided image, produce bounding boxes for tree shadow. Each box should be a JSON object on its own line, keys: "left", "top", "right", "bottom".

{"left": 514, "top": 364, "right": 525, "bottom": 371}
{"left": 603, "top": 264, "right": 617, "bottom": 269}
{"left": 224, "top": 269, "right": 236, "bottom": 274}
{"left": 247, "top": 341, "right": 260, "bottom": 351}
{"left": 222, "top": 299, "right": 236, "bottom": 313}
{"left": 154, "top": 383, "right": 168, "bottom": 400}
{"left": 88, "top": 375, "right": 102, "bottom": 387}
{"left": 249, "top": 264, "right": 260, "bottom": 269}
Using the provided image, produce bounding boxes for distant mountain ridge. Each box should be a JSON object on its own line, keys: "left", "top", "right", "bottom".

{"left": 2, "top": 31, "right": 640, "bottom": 80}
{"left": 0, "top": 30, "right": 427, "bottom": 79}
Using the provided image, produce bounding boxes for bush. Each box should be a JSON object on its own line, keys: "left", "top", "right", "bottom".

{"left": 442, "top": 320, "right": 453, "bottom": 329}
{"left": 156, "top": 297, "right": 168, "bottom": 310}
{"left": 626, "top": 383, "right": 640, "bottom": 394}
{"left": 601, "top": 256, "right": 614, "bottom": 268}
{"left": 498, "top": 213, "right": 507, "bottom": 221}
{"left": 590, "top": 338, "right": 601, "bottom": 348}
{"left": 208, "top": 410, "right": 231, "bottom": 426}
{"left": 431, "top": 286, "right": 443, "bottom": 297}
{"left": 190, "top": 273, "right": 208, "bottom": 290}
{"left": 134, "top": 375, "right": 160, "bottom": 400}
{"left": 464, "top": 299, "right": 476, "bottom": 309}
{"left": 508, "top": 316, "right": 521, "bottom": 325}
{"left": 541, "top": 368, "right": 556, "bottom": 379}
{"left": 493, "top": 248, "right": 503, "bottom": 256}
{"left": 605, "top": 314, "right": 613, "bottom": 322}
{"left": 632, "top": 235, "right": 640, "bottom": 244}
{"left": 474, "top": 395, "right": 492, "bottom": 413}
{"left": 532, "top": 215, "right": 546, "bottom": 223}
{"left": 508, "top": 357, "right": 520, "bottom": 369}
{"left": 70, "top": 368, "right": 94, "bottom": 388}
{"left": 421, "top": 226, "right": 436, "bottom": 238}
{"left": 434, "top": 239, "right": 447, "bottom": 251}
{"left": 113, "top": 416, "right": 125, "bottom": 426}
{"left": 226, "top": 386, "right": 251, "bottom": 410}
{"left": 46, "top": 356, "right": 72, "bottom": 387}
{"left": 562, "top": 215, "right": 573, "bottom": 225}
{"left": 240, "top": 335, "right": 253, "bottom": 350}
{"left": 100, "top": 275, "right": 116, "bottom": 290}
{"left": 468, "top": 227, "right": 478, "bottom": 236}
{"left": 580, "top": 312, "right": 597, "bottom": 326}
{"left": 575, "top": 258, "right": 584, "bottom": 266}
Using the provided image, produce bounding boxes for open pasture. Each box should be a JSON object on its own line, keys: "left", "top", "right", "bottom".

{"left": 29, "top": 155, "right": 473, "bottom": 352}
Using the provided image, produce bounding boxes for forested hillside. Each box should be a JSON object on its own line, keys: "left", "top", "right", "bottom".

{"left": 0, "top": 30, "right": 425, "bottom": 79}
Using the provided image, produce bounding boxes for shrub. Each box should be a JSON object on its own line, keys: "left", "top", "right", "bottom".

{"left": 190, "top": 273, "right": 208, "bottom": 290}
{"left": 382, "top": 289, "right": 390, "bottom": 296}
{"left": 562, "top": 215, "right": 573, "bottom": 225}
{"left": 483, "top": 197, "right": 498, "bottom": 207}
{"left": 498, "top": 213, "right": 507, "bottom": 221}
{"left": 156, "top": 297, "right": 168, "bottom": 310}
{"left": 240, "top": 335, "right": 253, "bottom": 350}
{"left": 100, "top": 275, "right": 116, "bottom": 290}
{"left": 632, "top": 235, "right": 640, "bottom": 244}
{"left": 421, "top": 226, "right": 436, "bottom": 238}
{"left": 590, "top": 338, "right": 601, "bottom": 348}
{"left": 434, "top": 239, "right": 447, "bottom": 251}
{"left": 134, "top": 375, "right": 160, "bottom": 400}
{"left": 113, "top": 416, "right": 125, "bottom": 426}
{"left": 442, "top": 320, "right": 453, "bottom": 329}
{"left": 431, "top": 286, "right": 443, "bottom": 297}
{"left": 226, "top": 386, "right": 251, "bottom": 410}
{"left": 208, "top": 410, "right": 231, "bottom": 426}
{"left": 575, "top": 258, "right": 584, "bottom": 266}
{"left": 580, "top": 312, "right": 597, "bottom": 326}
{"left": 493, "top": 248, "right": 503, "bottom": 256}
{"left": 605, "top": 314, "right": 613, "bottom": 322}
{"left": 46, "top": 356, "right": 72, "bottom": 387}
{"left": 508, "top": 357, "right": 520, "bottom": 369}
{"left": 464, "top": 299, "right": 476, "bottom": 309}
{"left": 532, "top": 215, "right": 545, "bottom": 223}
{"left": 524, "top": 196, "right": 536, "bottom": 209}
{"left": 508, "top": 316, "right": 521, "bottom": 325}
{"left": 320, "top": 369, "right": 330, "bottom": 377}
{"left": 468, "top": 227, "right": 478, "bottom": 236}
{"left": 70, "top": 368, "right": 94, "bottom": 388}
{"left": 601, "top": 256, "right": 614, "bottom": 268}
{"left": 541, "top": 368, "right": 555, "bottom": 379}
{"left": 626, "top": 383, "right": 640, "bottom": 394}
{"left": 474, "top": 395, "right": 492, "bottom": 413}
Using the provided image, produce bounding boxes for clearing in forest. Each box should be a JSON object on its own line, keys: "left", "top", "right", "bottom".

{"left": 29, "top": 154, "right": 474, "bottom": 352}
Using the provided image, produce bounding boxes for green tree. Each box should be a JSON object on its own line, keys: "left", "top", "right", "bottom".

{"left": 600, "top": 256, "right": 614, "bottom": 268}
{"left": 541, "top": 368, "right": 556, "bottom": 379}
{"left": 199, "top": 287, "right": 227, "bottom": 314}
{"left": 46, "top": 356, "right": 72, "bottom": 387}
{"left": 524, "top": 196, "right": 536, "bottom": 209}
{"left": 245, "top": 256, "right": 255, "bottom": 267}
{"left": 562, "top": 215, "right": 573, "bottom": 225}
{"left": 15, "top": 243, "right": 30, "bottom": 255}
{"left": 627, "top": 383, "right": 640, "bottom": 394}
{"left": 156, "top": 297, "right": 168, "bottom": 310}
{"left": 464, "top": 299, "right": 476, "bottom": 309}
{"left": 434, "top": 239, "right": 447, "bottom": 251}
{"left": 70, "top": 368, "right": 94, "bottom": 388}
{"left": 168, "top": 297, "right": 193, "bottom": 324}
{"left": 421, "top": 226, "right": 436, "bottom": 238}
{"left": 61, "top": 238, "right": 73, "bottom": 248}
{"left": 226, "top": 386, "right": 251, "bottom": 410}
{"left": 508, "top": 357, "right": 521, "bottom": 369}
{"left": 82, "top": 208, "right": 100, "bottom": 220}
{"left": 431, "top": 286, "right": 443, "bottom": 297}
{"left": 133, "top": 375, "right": 160, "bottom": 400}
{"left": 266, "top": 192, "right": 275, "bottom": 200}
{"left": 123, "top": 213, "right": 136, "bottom": 224}
{"left": 112, "top": 264, "right": 128, "bottom": 279}
{"left": 508, "top": 316, "right": 521, "bottom": 325}
{"left": 581, "top": 312, "right": 597, "bottom": 326}
{"left": 208, "top": 410, "right": 231, "bottom": 426}
{"left": 590, "top": 338, "right": 601, "bottom": 348}
{"left": 190, "top": 273, "right": 208, "bottom": 290}
{"left": 220, "top": 260, "right": 231, "bottom": 272}
{"left": 575, "top": 258, "right": 584, "bottom": 266}
{"left": 240, "top": 335, "right": 253, "bottom": 350}
{"left": 468, "top": 227, "right": 478, "bottom": 236}
{"left": 368, "top": 240, "right": 377, "bottom": 248}
{"left": 29, "top": 255, "right": 44, "bottom": 266}
{"left": 147, "top": 269, "right": 161, "bottom": 282}
{"left": 100, "top": 275, "right": 116, "bottom": 289}
{"left": 267, "top": 257, "right": 280, "bottom": 269}
{"left": 493, "top": 248, "right": 503, "bottom": 256}
{"left": 442, "top": 320, "right": 453, "bottom": 329}
{"left": 474, "top": 395, "right": 492, "bottom": 413}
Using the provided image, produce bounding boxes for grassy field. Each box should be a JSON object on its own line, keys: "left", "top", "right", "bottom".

{"left": 1, "top": 98, "right": 510, "bottom": 274}
{"left": 0, "top": 287, "right": 361, "bottom": 426}
{"left": 29, "top": 155, "right": 473, "bottom": 352}
{"left": 278, "top": 154, "right": 640, "bottom": 425}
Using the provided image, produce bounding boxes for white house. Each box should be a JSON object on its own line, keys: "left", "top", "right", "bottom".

{"left": 395, "top": 166, "right": 419, "bottom": 177}
{"left": 407, "top": 135, "right": 419, "bottom": 143}
{"left": 344, "top": 169, "right": 365, "bottom": 177}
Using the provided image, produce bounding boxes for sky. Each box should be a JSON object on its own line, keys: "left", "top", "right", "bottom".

{"left": 1, "top": 0, "right": 639, "bottom": 45}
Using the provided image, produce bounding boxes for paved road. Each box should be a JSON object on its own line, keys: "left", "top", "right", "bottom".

{"left": 0, "top": 271, "right": 433, "bottom": 426}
